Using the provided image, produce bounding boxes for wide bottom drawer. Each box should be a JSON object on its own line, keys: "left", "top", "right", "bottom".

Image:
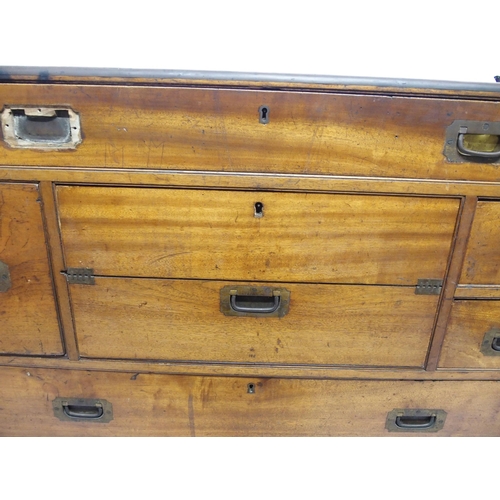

{"left": 0, "top": 367, "right": 499, "bottom": 436}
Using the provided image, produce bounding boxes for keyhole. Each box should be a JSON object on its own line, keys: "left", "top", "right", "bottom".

{"left": 254, "top": 202, "right": 264, "bottom": 218}
{"left": 247, "top": 383, "right": 256, "bottom": 394}
{"left": 259, "top": 105, "right": 270, "bottom": 124}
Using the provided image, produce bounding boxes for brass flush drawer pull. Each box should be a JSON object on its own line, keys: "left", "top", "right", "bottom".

{"left": 396, "top": 415, "right": 436, "bottom": 429}
{"left": 481, "top": 327, "right": 500, "bottom": 355}
{"left": 444, "top": 120, "right": 500, "bottom": 162}
{"left": 52, "top": 398, "right": 113, "bottom": 423}
{"left": 220, "top": 285, "right": 290, "bottom": 318}
{"left": 385, "top": 409, "right": 446, "bottom": 432}
{"left": 492, "top": 338, "right": 500, "bottom": 351}
{"left": 457, "top": 129, "right": 500, "bottom": 159}
{"left": 1, "top": 106, "right": 82, "bottom": 149}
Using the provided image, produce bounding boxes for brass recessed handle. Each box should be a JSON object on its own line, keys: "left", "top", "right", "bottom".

{"left": 52, "top": 398, "right": 113, "bottom": 423}
{"left": 230, "top": 294, "right": 280, "bottom": 314}
{"left": 220, "top": 285, "right": 290, "bottom": 318}
{"left": 444, "top": 121, "right": 500, "bottom": 163}
{"left": 1, "top": 106, "right": 82, "bottom": 149}
{"left": 385, "top": 409, "right": 446, "bottom": 432}
{"left": 63, "top": 403, "right": 104, "bottom": 420}
{"left": 480, "top": 327, "right": 500, "bottom": 356}
{"left": 491, "top": 337, "right": 500, "bottom": 352}
{"left": 395, "top": 415, "right": 436, "bottom": 429}
{"left": 457, "top": 133, "right": 500, "bottom": 159}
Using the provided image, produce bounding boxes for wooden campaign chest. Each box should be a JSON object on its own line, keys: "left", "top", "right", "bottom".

{"left": 1, "top": 67, "right": 500, "bottom": 435}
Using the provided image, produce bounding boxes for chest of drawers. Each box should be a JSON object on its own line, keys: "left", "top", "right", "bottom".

{"left": 1, "top": 68, "right": 500, "bottom": 435}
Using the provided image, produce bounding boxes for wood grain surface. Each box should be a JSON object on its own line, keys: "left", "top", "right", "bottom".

{"left": 440, "top": 300, "right": 500, "bottom": 369}
{"left": 0, "top": 183, "right": 62, "bottom": 355}
{"left": 5, "top": 166, "right": 500, "bottom": 199}
{"left": 1, "top": 366, "right": 500, "bottom": 436}
{"left": 1, "top": 84, "right": 500, "bottom": 181}
{"left": 461, "top": 201, "right": 500, "bottom": 285}
{"left": 455, "top": 286, "right": 500, "bottom": 299}
{"left": 57, "top": 186, "right": 459, "bottom": 285}
{"left": 70, "top": 278, "right": 437, "bottom": 367}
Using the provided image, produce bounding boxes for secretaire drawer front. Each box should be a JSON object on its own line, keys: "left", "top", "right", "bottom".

{"left": 2, "top": 84, "right": 500, "bottom": 182}
{"left": 461, "top": 201, "right": 500, "bottom": 285}
{"left": 440, "top": 300, "right": 500, "bottom": 369}
{"left": 57, "top": 186, "right": 459, "bottom": 285}
{"left": 0, "top": 183, "right": 63, "bottom": 355}
{"left": 2, "top": 367, "right": 500, "bottom": 436}
{"left": 70, "top": 278, "right": 437, "bottom": 367}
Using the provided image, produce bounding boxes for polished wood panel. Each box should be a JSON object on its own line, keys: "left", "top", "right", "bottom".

{"left": 5, "top": 354, "right": 500, "bottom": 380}
{"left": 5, "top": 166, "right": 500, "bottom": 199}
{"left": 461, "top": 201, "right": 500, "bottom": 285}
{"left": 1, "top": 84, "right": 500, "bottom": 181}
{"left": 0, "top": 183, "right": 63, "bottom": 355}
{"left": 455, "top": 286, "right": 500, "bottom": 299}
{"left": 440, "top": 300, "right": 500, "bottom": 369}
{"left": 70, "top": 278, "right": 437, "bottom": 367}
{"left": 1, "top": 367, "right": 500, "bottom": 436}
{"left": 57, "top": 186, "right": 459, "bottom": 285}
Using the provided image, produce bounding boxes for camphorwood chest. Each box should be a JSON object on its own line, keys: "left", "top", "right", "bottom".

{"left": 1, "top": 67, "right": 500, "bottom": 436}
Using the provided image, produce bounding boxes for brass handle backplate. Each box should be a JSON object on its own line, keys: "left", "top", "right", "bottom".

{"left": 1, "top": 106, "right": 82, "bottom": 150}
{"left": 481, "top": 327, "right": 500, "bottom": 356}
{"left": 52, "top": 398, "right": 113, "bottom": 423}
{"left": 444, "top": 120, "right": 500, "bottom": 163}
{"left": 386, "top": 409, "right": 447, "bottom": 432}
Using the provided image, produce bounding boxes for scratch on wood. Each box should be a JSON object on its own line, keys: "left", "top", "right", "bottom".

{"left": 188, "top": 394, "right": 195, "bottom": 437}
{"left": 149, "top": 252, "right": 191, "bottom": 265}
{"left": 213, "top": 92, "right": 233, "bottom": 168}
{"left": 79, "top": 88, "right": 92, "bottom": 99}
{"left": 305, "top": 124, "right": 325, "bottom": 171}
{"left": 130, "top": 373, "right": 139, "bottom": 380}
{"left": 105, "top": 143, "right": 125, "bottom": 167}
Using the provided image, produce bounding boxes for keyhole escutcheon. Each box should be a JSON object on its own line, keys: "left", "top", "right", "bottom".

{"left": 259, "top": 105, "right": 270, "bottom": 124}
{"left": 254, "top": 202, "right": 264, "bottom": 218}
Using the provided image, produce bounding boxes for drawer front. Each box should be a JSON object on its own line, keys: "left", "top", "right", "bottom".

{"left": 0, "top": 183, "right": 63, "bottom": 355}
{"left": 70, "top": 278, "right": 437, "bottom": 367}
{"left": 1, "top": 367, "right": 500, "bottom": 436}
{"left": 461, "top": 201, "right": 500, "bottom": 285}
{"left": 440, "top": 300, "right": 500, "bottom": 369}
{"left": 1, "top": 85, "right": 500, "bottom": 182}
{"left": 57, "top": 186, "right": 459, "bottom": 285}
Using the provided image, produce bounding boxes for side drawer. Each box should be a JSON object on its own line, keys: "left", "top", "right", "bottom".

{"left": 69, "top": 278, "right": 438, "bottom": 368}
{"left": 1, "top": 367, "right": 500, "bottom": 436}
{"left": 57, "top": 186, "right": 459, "bottom": 285}
{"left": 461, "top": 201, "right": 500, "bottom": 285}
{"left": 440, "top": 300, "right": 500, "bottom": 369}
{"left": 0, "top": 183, "right": 63, "bottom": 355}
